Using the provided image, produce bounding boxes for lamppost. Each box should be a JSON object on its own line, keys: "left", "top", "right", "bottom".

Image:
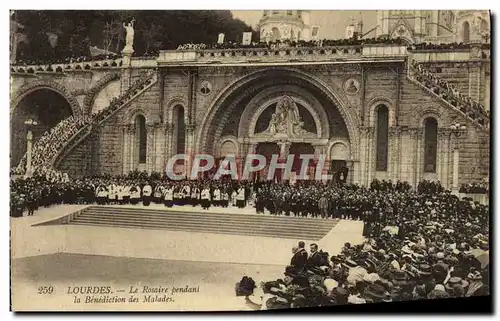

{"left": 24, "top": 118, "right": 38, "bottom": 177}
{"left": 450, "top": 123, "right": 467, "bottom": 194}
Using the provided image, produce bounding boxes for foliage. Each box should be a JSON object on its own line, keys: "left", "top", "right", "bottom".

{"left": 12, "top": 10, "right": 255, "bottom": 61}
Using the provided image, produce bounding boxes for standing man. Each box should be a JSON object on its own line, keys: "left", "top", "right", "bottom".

{"left": 236, "top": 185, "right": 245, "bottom": 208}
{"left": 213, "top": 185, "right": 221, "bottom": 207}
{"left": 130, "top": 184, "right": 141, "bottom": 205}
{"left": 307, "top": 243, "right": 323, "bottom": 270}
{"left": 164, "top": 184, "right": 174, "bottom": 207}
{"left": 201, "top": 185, "right": 211, "bottom": 210}
{"left": 319, "top": 194, "right": 329, "bottom": 219}
{"left": 142, "top": 182, "right": 152, "bottom": 206}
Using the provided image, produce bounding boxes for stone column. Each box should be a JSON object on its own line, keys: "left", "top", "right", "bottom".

{"left": 408, "top": 128, "right": 422, "bottom": 190}
{"left": 146, "top": 123, "right": 156, "bottom": 174}
{"left": 313, "top": 143, "right": 327, "bottom": 180}
{"left": 358, "top": 127, "right": 369, "bottom": 186}
{"left": 389, "top": 126, "right": 402, "bottom": 182}
{"left": 153, "top": 123, "right": 164, "bottom": 173}
{"left": 122, "top": 124, "right": 133, "bottom": 174}
{"left": 163, "top": 122, "right": 174, "bottom": 171}
{"left": 127, "top": 124, "right": 136, "bottom": 172}
{"left": 452, "top": 146, "right": 460, "bottom": 193}
{"left": 365, "top": 127, "right": 375, "bottom": 186}
{"left": 184, "top": 123, "right": 196, "bottom": 179}
{"left": 437, "top": 128, "right": 451, "bottom": 187}
{"left": 25, "top": 129, "right": 33, "bottom": 176}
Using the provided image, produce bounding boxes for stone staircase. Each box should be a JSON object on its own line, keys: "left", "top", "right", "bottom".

{"left": 406, "top": 65, "right": 489, "bottom": 131}
{"left": 17, "top": 71, "right": 158, "bottom": 172}
{"left": 63, "top": 206, "right": 338, "bottom": 240}
{"left": 51, "top": 72, "right": 158, "bottom": 168}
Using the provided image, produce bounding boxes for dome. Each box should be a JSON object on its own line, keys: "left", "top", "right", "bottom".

{"left": 259, "top": 10, "right": 309, "bottom": 42}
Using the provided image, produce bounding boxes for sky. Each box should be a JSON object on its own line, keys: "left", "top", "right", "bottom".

{"left": 232, "top": 10, "right": 379, "bottom": 39}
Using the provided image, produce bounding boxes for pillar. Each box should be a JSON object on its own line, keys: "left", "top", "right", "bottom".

{"left": 146, "top": 123, "right": 156, "bottom": 174}
{"left": 184, "top": 124, "right": 196, "bottom": 179}
{"left": 163, "top": 123, "right": 174, "bottom": 171}
{"left": 365, "top": 127, "right": 375, "bottom": 186}
{"left": 126, "top": 123, "right": 136, "bottom": 172}
{"left": 452, "top": 148, "right": 460, "bottom": 193}
{"left": 25, "top": 129, "right": 33, "bottom": 176}
{"left": 408, "top": 128, "right": 422, "bottom": 190}
{"left": 389, "top": 126, "right": 402, "bottom": 182}
{"left": 122, "top": 124, "right": 130, "bottom": 174}
{"left": 430, "top": 10, "right": 438, "bottom": 37}
{"left": 313, "top": 143, "right": 327, "bottom": 180}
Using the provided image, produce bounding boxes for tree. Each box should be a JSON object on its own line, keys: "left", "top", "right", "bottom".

{"left": 13, "top": 10, "right": 257, "bottom": 61}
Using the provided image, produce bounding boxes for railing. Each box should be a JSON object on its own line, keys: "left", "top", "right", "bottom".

{"left": 407, "top": 63, "right": 489, "bottom": 129}
{"left": 17, "top": 71, "right": 158, "bottom": 173}
{"left": 158, "top": 44, "right": 407, "bottom": 64}
{"left": 10, "top": 57, "right": 124, "bottom": 74}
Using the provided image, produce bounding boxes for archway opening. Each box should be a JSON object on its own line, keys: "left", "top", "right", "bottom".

{"left": 424, "top": 117, "right": 438, "bottom": 173}
{"left": 10, "top": 88, "right": 73, "bottom": 167}
{"left": 173, "top": 105, "right": 186, "bottom": 155}
{"left": 463, "top": 21, "right": 470, "bottom": 43}
{"left": 375, "top": 105, "right": 389, "bottom": 172}
{"left": 134, "top": 114, "right": 147, "bottom": 165}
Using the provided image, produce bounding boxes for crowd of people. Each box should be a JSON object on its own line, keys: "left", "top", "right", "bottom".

{"left": 410, "top": 60, "right": 489, "bottom": 125}
{"left": 177, "top": 37, "right": 405, "bottom": 51}
{"left": 15, "top": 71, "right": 156, "bottom": 175}
{"left": 13, "top": 53, "right": 123, "bottom": 67}
{"left": 408, "top": 42, "right": 490, "bottom": 51}
{"left": 459, "top": 181, "right": 489, "bottom": 194}
{"left": 236, "top": 181, "right": 489, "bottom": 309}
{"left": 10, "top": 168, "right": 490, "bottom": 307}
{"left": 17, "top": 115, "right": 92, "bottom": 172}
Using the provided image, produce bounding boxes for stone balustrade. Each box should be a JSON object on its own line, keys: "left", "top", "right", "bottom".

{"left": 158, "top": 44, "right": 408, "bottom": 65}
{"left": 10, "top": 58, "right": 124, "bottom": 74}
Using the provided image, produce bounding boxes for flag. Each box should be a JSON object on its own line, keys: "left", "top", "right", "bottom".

{"left": 242, "top": 32, "right": 252, "bottom": 45}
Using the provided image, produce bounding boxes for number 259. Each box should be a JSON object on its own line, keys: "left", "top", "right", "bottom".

{"left": 38, "top": 286, "right": 54, "bottom": 294}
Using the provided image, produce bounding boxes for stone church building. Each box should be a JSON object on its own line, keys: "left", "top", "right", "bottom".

{"left": 10, "top": 10, "right": 490, "bottom": 191}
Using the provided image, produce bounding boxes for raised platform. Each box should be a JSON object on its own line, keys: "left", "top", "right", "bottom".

{"left": 38, "top": 205, "right": 338, "bottom": 241}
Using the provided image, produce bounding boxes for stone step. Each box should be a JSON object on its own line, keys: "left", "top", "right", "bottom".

{"left": 85, "top": 207, "right": 333, "bottom": 226}
{"left": 70, "top": 219, "right": 327, "bottom": 240}
{"left": 66, "top": 206, "right": 336, "bottom": 240}
{"left": 74, "top": 213, "right": 333, "bottom": 232}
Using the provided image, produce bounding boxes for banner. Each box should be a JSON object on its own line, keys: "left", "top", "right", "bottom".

{"left": 242, "top": 32, "right": 252, "bottom": 45}
{"left": 217, "top": 33, "right": 225, "bottom": 44}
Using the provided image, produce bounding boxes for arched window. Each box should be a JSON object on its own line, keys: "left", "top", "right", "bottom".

{"left": 376, "top": 105, "right": 389, "bottom": 171}
{"left": 424, "top": 117, "right": 438, "bottom": 173}
{"left": 174, "top": 105, "right": 185, "bottom": 154}
{"left": 463, "top": 21, "right": 470, "bottom": 43}
{"left": 135, "top": 115, "right": 147, "bottom": 164}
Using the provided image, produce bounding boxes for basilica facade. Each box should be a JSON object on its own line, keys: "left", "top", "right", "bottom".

{"left": 10, "top": 10, "right": 490, "bottom": 190}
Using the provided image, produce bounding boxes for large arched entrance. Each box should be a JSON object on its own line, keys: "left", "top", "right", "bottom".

{"left": 197, "top": 68, "right": 358, "bottom": 180}
{"left": 10, "top": 89, "right": 75, "bottom": 167}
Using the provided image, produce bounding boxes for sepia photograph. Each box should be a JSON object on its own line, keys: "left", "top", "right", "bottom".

{"left": 8, "top": 8, "right": 491, "bottom": 312}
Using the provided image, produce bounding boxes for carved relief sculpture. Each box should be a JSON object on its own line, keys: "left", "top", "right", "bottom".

{"left": 257, "top": 95, "right": 315, "bottom": 138}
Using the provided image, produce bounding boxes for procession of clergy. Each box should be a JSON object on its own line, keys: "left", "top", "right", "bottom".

{"left": 94, "top": 180, "right": 248, "bottom": 209}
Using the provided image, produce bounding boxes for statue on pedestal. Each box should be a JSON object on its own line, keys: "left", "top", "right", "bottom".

{"left": 122, "top": 18, "right": 135, "bottom": 53}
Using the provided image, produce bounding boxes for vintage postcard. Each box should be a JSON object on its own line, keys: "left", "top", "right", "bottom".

{"left": 9, "top": 9, "right": 490, "bottom": 312}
